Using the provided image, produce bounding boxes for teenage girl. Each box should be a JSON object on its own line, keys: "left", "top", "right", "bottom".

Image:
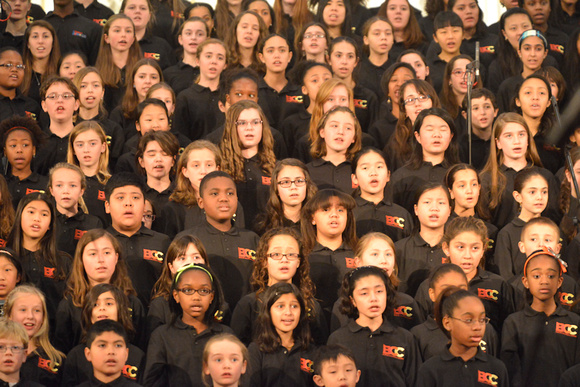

{"left": 378, "top": 0, "right": 427, "bottom": 58}
{"left": 163, "top": 17, "right": 209, "bottom": 95}
{"left": 95, "top": 14, "right": 142, "bottom": 113}
{"left": 328, "top": 266, "right": 419, "bottom": 386}
{"left": 220, "top": 100, "right": 277, "bottom": 230}
{"left": 351, "top": 148, "right": 414, "bottom": 241}
{"left": 58, "top": 52, "right": 87, "bottom": 80}
{"left": 61, "top": 283, "right": 144, "bottom": 386}
{"left": 144, "top": 264, "right": 232, "bottom": 386}
{"left": 389, "top": 108, "right": 459, "bottom": 214}
{"left": 146, "top": 83, "right": 176, "bottom": 119}
{"left": 244, "top": 0, "right": 275, "bottom": 32}
{"left": 273, "top": 0, "right": 312, "bottom": 41}
{"left": 6, "top": 285, "right": 65, "bottom": 387}
{"left": 215, "top": 0, "right": 243, "bottom": 39}
{"left": 439, "top": 54, "right": 477, "bottom": 125}
{"left": 186, "top": 2, "right": 216, "bottom": 37}
{"left": 301, "top": 188, "right": 357, "bottom": 322}
{"left": 47, "top": 163, "right": 103, "bottom": 257}
{"left": 231, "top": 227, "right": 326, "bottom": 346}
{"left": 225, "top": 11, "right": 268, "bottom": 71}
{"left": 203, "top": 333, "right": 248, "bottom": 387}
{"left": 315, "top": 0, "right": 352, "bottom": 40}
{"left": 398, "top": 49, "right": 431, "bottom": 82}
{"left": 248, "top": 282, "right": 316, "bottom": 387}
{"left": 0, "top": 249, "right": 22, "bottom": 316}
{"left": 307, "top": 106, "right": 362, "bottom": 194}
{"left": 501, "top": 248, "right": 580, "bottom": 387}
{"left": 294, "top": 22, "right": 329, "bottom": 64}
{"left": 53, "top": 228, "right": 144, "bottom": 352}
{"left": 417, "top": 286, "right": 509, "bottom": 386}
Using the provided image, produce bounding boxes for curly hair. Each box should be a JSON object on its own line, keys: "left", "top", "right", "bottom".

{"left": 338, "top": 265, "right": 396, "bottom": 318}
{"left": 0, "top": 175, "right": 14, "bottom": 241}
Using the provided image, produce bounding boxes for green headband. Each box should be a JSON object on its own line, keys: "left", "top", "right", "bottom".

{"left": 174, "top": 263, "right": 214, "bottom": 286}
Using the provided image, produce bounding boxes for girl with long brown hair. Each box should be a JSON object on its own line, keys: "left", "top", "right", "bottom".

{"left": 225, "top": 11, "right": 268, "bottom": 72}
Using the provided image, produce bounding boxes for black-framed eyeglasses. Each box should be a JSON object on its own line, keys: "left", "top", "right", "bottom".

{"left": 176, "top": 288, "right": 214, "bottom": 296}
{"left": 277, "top": 178, "right": 307, "bottom": 188}
{"left": 450, "top": 316, "right": 490, "bottom": 326}
{"left": 0, "top": 63, "right": 25, "bottom": 70}
{"left": 267, "top": 252, "right": 300, "bottom": 261}
{"left": 403, "top": 95, "right": 430, "bottom": 106}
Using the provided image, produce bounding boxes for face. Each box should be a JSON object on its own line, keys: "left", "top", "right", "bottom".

{"left": 267, "top": 235, "right": 301, "bottom": 285}
{"left": 414, "top": 187, "right": 451, "bottom": 229}
{"left": 85, "top": 332, "right": 129, "bottom": 378}
{"left": 495, "top": 122, "right": 528, "bottom": 162}
{"left": 226, "top": 78, "right": 258, "bottom": 106}
{"left": 276, "top": 165, "right": 308, "bottom": 208}
{"left": 105, "top": 185, "right": 146, "bottom": 232}
{"left": 449, "top": 168, "right": 480, "bottom": 211}
{"left": 136, "top": 105, "right": 170, "bottom": 134}
{"left": 302, "top": 25, "right": 328, "bottom": 56}
{"left": 197, "top": 43, "right": 227, "bottom": 82}
{"left": 351, "top": 274, "right": 387, "bottom": 321}
{"left": 301, "top": 66, "right": 332, "bottom": 99}
{"left": 27, "top": 26, "right": 53, "bottom": 60}
{"left": 190, "top": 6, "right": 215, "bottom": 33}
{"left": 322, "top": 85, "right": 349, "bottom": 112}
{"left": 123, "top": 0, "right": 151, "bottom": 31}
{"left": 449, "top": 58, "right": 471, "bottom": 95}
{"left": 329, "top": 41, "right": 358, "bottom": 80}
{"left": 182, "top": 148, "right": 218, "bottom": 192}
{"left": 522, "top": 255, "right": 562, "bottom": 301}
{"left": 312, "top": 196, "right": 348, "bottom": 240}
{"left": 59, "top": 54, "right": 85, "bottom": 80}
{"left": 518, "top": 223, "right": 561, "bottom": 255}
{"left": 78, "top": 72, "right": 105, "bottom": 111}
{"left": 149, "top": 89, "right": 175, "bottom": 116}
{"left": 516, "top": 78, "right": 550, "bottom": 119}
{"left": 470, "top": 96, "right": 497, "bottom": 131}
{"left": 352, "top": 151, "right": 389, "bottom": 197}
{"left": 514, "top": 175, "right": 549, "bottom": 216}
{"left": 179, "top": 20, "right": 208, "bottom": 56}
{"left": 502, "top": 13, "right": 533, "bottom": 50}
{"left": 9, "top": 293, "right": 43, "bottom": 338}
{"left": 50, "top": 168, "right": 84, "bottom": 212}
{"left": 518, "top": 36, "right": 548, "bottom": 72}
{"left": 236, "top": 108, "right": 263, "bottom": 151}
{"left": 198, "top": 176, "right": 237, "bottom": 222}
{"left": 443, "top": 296, "right": 486, "bottom": 348}
{"left": 399, "top": 53, "right": 429, "bottom": 80}
{"left": 236, "top": 13, "right": 261, "bottom": 50}
{"left": 138, "top": 140, "right": 174, "bottom": 180}
{"left": 73, "top": 129, "right": 105, "bottom": 171}
{"left": 4, "top": 130, "right": 34, "bottom": 172}
{"left": 0, "top": 337, "right": 27, "bottom": 376}
{"left": 451, "top": 0, "right": 479, "bottom": 30}
{"left": 83, "top": 237, "right": 119, "bottom": 285}
{"left": 270, "top": 293, "right": 301, "bottom": 335}
{"left": 414, "top": 115, "right": 453, "bottom": 158}
{"left": 41, "top": 82, "right": 79, "bottom": 122}
{"left": 523, "top": 0, "right": 551, "bottom": 26}
{"left": 386, "top": 0, "right": 410, "bottom": 31}
{"left": 104, "top": 18, "right": 135, "bottom": 52}
{"left": 355, "top": 238, "right": 395, "bottom": 275}
{"left": 320, "top": 110, "right": 356, "bottom": 154}
{"left": 172, "top": 269, "right": 214, "bottom": 324}
{"left": 433, "top": 26, "right": 463, "bottom": 54}
{"left": 6, "top": 0, "right": 32, "bottom": 21}
{"left": 402, "top": 84, "right": 433, "bottom": 123}
{"left": 0, "top": 257, "right": 19, "bottom": 299}
{"left": 168, "top": 243, "right": 205, "bottom": 276}
{"left": 444, "top": 232, "right": 484, "bottom": 277}
{"left": 428, "top": 271, "right": 468, "bottom": 302}
{"left": 91, "top": 291, "right": 119, "bottom": 323}
{"left": 204, "top": 340, "right": 247, "bottom": 386}
{"left": 313, "top": 355, "right": 360, "bottom": 387}
{"left": 0, "top": 51, "right": 24, "bottom": 90}
{"left": 21, "top": 200, "right": 51, "bottom": 241}
{"left": 260, "top": 36, "right": 292, "bottom": 73}
{"left": 249, "top": 0, "right": 272, "bottom": 28}
{"left": 388, "top": 67, "right": 414, "bottom": 104}
{"left": 143, "top": 200, "right": 154, "bottom": 229}
{"left": 322, "top": 0, "right": 346, "bottom": 28}
{"left": 134, "top": 65, "right": 160, "bottom": 101}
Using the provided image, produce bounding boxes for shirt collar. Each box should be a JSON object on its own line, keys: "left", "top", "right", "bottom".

{"left": 440, "top": 345, "right": 487, "bottom": 362}
{"left": 354, "top": 195, "right": 390, "bottom": 206}
{"left": 523, "top": 304, "right": 569, "bottom": 317}
{"left": 347, "top": 318, "right": 395, "bottom": 333}
{"left": 311, "top": 241, "right": 349, "bottom": 253}
{"left": 202, "top": 218, "right": 239, "bottom": 236}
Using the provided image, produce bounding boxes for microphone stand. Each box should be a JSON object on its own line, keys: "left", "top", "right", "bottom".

{"left": 465, "top": 41, "right": 480, "bottom": 165}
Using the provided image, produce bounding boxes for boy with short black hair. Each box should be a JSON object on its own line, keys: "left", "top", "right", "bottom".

{"left": 105, "top": 172, "right": 170, "bottom": 307}
{"left": 428, "top": 11, "right": 464, "bottom": 93}
{"left": 80, "top": 320, "right": 141, "bottom": 386}
{"left": 313, "top": 345, "right": 361, "bottom": 387}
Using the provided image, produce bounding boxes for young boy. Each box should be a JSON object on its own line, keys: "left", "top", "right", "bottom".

{"left": 428, "top": 11, "right": 464, "bottom": 93}
{"left": 81, "top": 320, "right": 141, "bottom": 386}
{"left": 0, "top": 319, "right": 42, "bottom": 386}
{"left": 313, "top": 345, "right": 361, "bottom": 387}
{"left": 460, "top": 88, "right": 498, "bottom": 170}
{"left": 105, "top": 172, "right": 170, "bottom": 307}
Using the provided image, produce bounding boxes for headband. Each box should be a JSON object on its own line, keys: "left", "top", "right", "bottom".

{"left": 4, "top": 126, "right": 32, "bottom": 137}
{"left": 523, "top": 246, "right": 567, "bottom": 276}
{"left": 174, "top": 263, "right": 213, "bottom": 286}
{"left": 519, "top": 29, "right": 548, "bottom": 49}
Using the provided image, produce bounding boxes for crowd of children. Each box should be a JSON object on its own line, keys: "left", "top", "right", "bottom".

{"left": 1, "top": 0, "right": 580, "bottom": 385}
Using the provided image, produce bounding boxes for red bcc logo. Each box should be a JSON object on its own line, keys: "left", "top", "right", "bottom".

{"left": 300, "top": 358, "right": 313, "bottom": 373}
{"left": 44, "top": 267, "right": 55, "bottom": 279}
{"left": 477, "top": 370, "right": 498, "bottom": 386}
{"left": 386, "top": 215, "right": 405, "bottom": 229}
{"left": 74, "top": 229, "right": 87, "bottom": 240}
{"left": 382, "top": 345, "right": 404, "bottom": 360}
{"left": 123, "top": 365, "right": 138, "bottom": 380}
{"left": 143, "top": 249, "right": 164, "bottom": 263}
{"left": 559, "top": 292, "right": 575, "bottom": 305}
{"left": 478, "top": 288, "right": 498, "bottom": 301}
{"left": 393, "top": 306, "right": 413, "bottom": 319}
{"left": 556, "top": 322, "right": 578, "bottom": 337}
{"left": 38, "top": 357, "right": 59, "bottom": 374}
{"left": 238, "top": 247, "right": 256, "bottom": 261}
{"left": 345, "top": 257, "right": 356, "bottom": 269}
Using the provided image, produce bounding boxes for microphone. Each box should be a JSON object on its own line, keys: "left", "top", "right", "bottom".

{"left": 475, "top": 41, "right": 480, "bottom": 80}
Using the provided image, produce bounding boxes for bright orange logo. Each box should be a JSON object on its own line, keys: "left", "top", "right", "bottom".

{"left": 477, "top": 370, "right": 498, "bottom": 386}
{"left": 123, "top": 365, "right": 138, "bottom": 380}
{"left": 385, "top": 215, "right": 405, "bottom": 229}
{"left": 38, "top": 357, "right": 59, "bottom": 374}
{"left": 74, "top": 229, "right": 87, "bottom": 240}
{"left": 559, "top": 292, "right": 575, "bottom": 305}
{"left": 300, "top": 358, "right": 313, "bottom": 373}
{"left": 143, "top": 249, "right": 164, "bottom": 263}
{"left": 393, "top": 306, "right": 413, "bottom": 318}
{"left": 238, "top": 247, "right": 256, "bottom": 261}
{"left": 144, "top": 52, "right": 161, "bottom": 60}
{"left": 262, "top": 176, "right": 271, "bottom": 185}
{"left": 556, "top": 322, "right": 578, "bottom": 337}
{"left": 382, "top": 345, "right": 404, "bottom": 360}
{"left": 478, "top": 288, "right": 499, "bottom": 301}
{"left": 43, "top": 267, "right": 55, "bottom": 279}
{"left": 345, "top": 257, "right": 356, "bottom": 269}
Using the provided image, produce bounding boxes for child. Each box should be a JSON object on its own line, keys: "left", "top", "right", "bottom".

{"left": 314, "top": 0, "right": 352, "bottom": 40}
{"left": 0, "top": 249, "right": 22, "bottom": 316}
{"left": 416, "top": 286, "right": 509, "bottom": 386}
{"left": 58, "top": 52, "right": 87, "bottom": 80}
{"left": 501, "top": 248, "right": 580, "bottom": 387}
{"left": 202, "top": 333, "right": 248, "bottom": 387}
{"left": 0, "top": 319, "right": 33, "bottom": 386}
{"left": 428, "top": 11, "right": 464, "bottom": 93}
{"left": 6, "top": 285, "right": 65, "bottom": 387}
{"left": 312, "top": 345, "right": 360, "bottom": 387}
{"left": 247, "top": 282, "right": 316, "bottom": 387}
{"left": 146, "top": 83, "right": 176, "bottom": 118}
{"left": 224, "top": 11, "right": 268, "bottom": 71}
{"left": 48, "top": 163, "right": 103, "bottom": 257}
{"left": 294, "top": 23, "right": 330, "bottom": 64}
{"left": 307, "top": 106, "right": 362, "bottom": 194}
{"left": 328, "top": 266, "right": 420, "bottom": 386}
{"left": 439, "top": 54, "right": 476, "bottom": 121}
{"left": 351, "top": 147, "right": 414, "bottom": 242}
{"left": 144, "top": 263, "right": 231, "bottom": 386}
{"left": 359, "top": 17, "right": 395, "bottom": 101}
{"left": 398, "top": 50, "right": 431, "bottom": 82}
{"left": 80, "top": 319, "right": 141, "bottom": 386}
{"left": 0, "top": 115, "right": 48, "bottom": 209}
{"left": 104, "top": 172, "right": 171, "bottom": 307}
{"left": 301, "top": 189, "right": 357, "bottom": 321}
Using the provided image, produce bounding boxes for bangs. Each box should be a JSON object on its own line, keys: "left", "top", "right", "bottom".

{"left": 311, "top": 189, "right": 355, "bottom": 211}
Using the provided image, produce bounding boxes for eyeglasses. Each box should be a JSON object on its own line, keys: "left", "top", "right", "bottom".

{"left": 267, "top": 252, "right": 300, "bottom": 261}
{"left": 450, "top": 316, "right": 490, "bottom": 326}
{"left": 236, "top": 119, "right": 262, "bottom": 128}
{"left": 0, "top": 63, "right": 25, "bottom": 70}
{"left": 143, "top": 214, "right": 156, "bottom": 221}
{"left": 403, "top": 95, "right": 430, "bottom": 106}
{"left": 452, "top": 69, "right": 468, "bottom": 78}
{"left": 0, "top": 345, "right": 25, "bottom": 354}
{"left": 277, "top": 178, "right": 307, "bottom": 188}
{"left": 304, "top": 33, "right": 325, "bottom": 39}
{"left": 176, "top": 288, "right": 214, "bottom": 296}
{"left": 45, "top": 93, "right": 76, "bottom": 101}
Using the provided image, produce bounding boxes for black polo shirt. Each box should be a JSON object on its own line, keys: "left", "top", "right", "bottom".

{"left": 43, "top": 11, "right": 102, "bottom": 65}
{"left": 0, "top": 31, "right": 24, "bottom": 52}
{"left": 358, "top": 56, "right": 395, "bottom": 101}
{"left": 560, "top": 363, "right": 580, "bottom": 387}
{"left": 417, "top": 346, "right": 508, "bottom": 386}
{"left": 353, "top": 196, "right": 414, "bottom": 242}
{"left": 353, "top": 84, "right": 379, "bottom": 133}
{"left": 458, "top": 132, "right": 490, "bottom": 171}
{"left": 173, "top": 83, "right": 223, "bottom": 141}
{"left": 6, "top": 172, "right": 48, "bottom": 209}
{"left": 426, "top": 55, "right": 448, "bottom": 94}
{"left": 139, "top": 34, "right": 176, "bottom": 70}
{"left": 74, "top": 0, "right": 114, "bottom": 26}
{"left": 495, "top": 217, "right": 528, "bottom": 282}
{"left": 146, "top": 296, "right": 170, "bottom": 341}
{"left": 114, "top": 150, "right": 137, "bottom": 174}
{"left": 109, "top": 106, "right": 137, "bottom": 142}
{"left": 76, "top": 113, "right": 126, "bottom": 168}
{"left": 307, "top": 158, "right": 355, "bottom": 195}
{"left": 328, "top": 319, "right": 420, "bottom": 387}
{"left": 280, "top": 108, "right": 310, "bottom": 154}
{"left": 20, "top": 347, "right": 62, "bottom": 387}
{"left": 106, "top": 226, "right": 170, "bottom": 307}
{"left": 33, "top": 130, "right": 70, "bottom": 176}
{"left": 55, "top": 209, "right": 103, "bottom": 257}
{"left": 83, "top": 175, "right": 108, "bottom": 226}
{"left": 0, "top": 90, "right": 41, "bottom": 123}
{"left": 163, "top": 61, "right": 199, "bottom": 96}
{"left": 257, "top": 78, "right": 304, "bottom": 129}
{"left": 368, "top": 104, "right": 398, "bottom": 151}
{"left": 235, "top": 155, "right": 270, "bottom": 230}
{"left": 248, "top": 342, "right": 316, "bottom": 387}
{"left": 544, "top": 25, "right": 567, "bottom": 67}
{"left": 501, "top": 305, "right": 580, "bottom": 387}
{"left": 497, "top": 74, "right": 523, "bottom": 113}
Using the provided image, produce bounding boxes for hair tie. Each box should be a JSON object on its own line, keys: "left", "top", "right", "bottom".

{"left": 173, "top": 263, "right": 213, "bottom": 286}
{"left": 519, "top": 29, "right": 548, "bottom": 49}
{"left": 523, "top": 246, "right": 567, "bottom": 276}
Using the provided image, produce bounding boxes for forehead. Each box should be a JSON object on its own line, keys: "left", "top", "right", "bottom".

{"left": 177, "top": 268, "right": 212, "bottom": 285}
{"left": 46, "top": 82, "right": 73, "bottom": 93}
{"left": 0, "top": 50, "right": 22, "bottom": 62}
{"left": 200, "top": 43, "right": 226, "bottom": 55}
{"left": 135, "top": 65, "right": 158, "bottom": 75}
{"left": 52, "top": 167, "right": 80, "bottom": 179}
{"left": 202, "top": 176, "right": 236, "bottom": 192}
{"left": 5, "top": 129, "right": 33, "bottom": 142}
{"left": 111, "top": 185, "right": 143, "bottom": 196}
{"left": 142, "top": 105, "right": 166, "bottom": 115}
{"left": 264, "top": 36, "right": 288, "bottom": 48}
{"left": 239, "top": 13, "right": 259, "bottom": 24}
{"left": 231, "top": 78, "right": 258, "bottom": 92}
{"left": 30, "top": 26, "right": 50, "bottom": 35}
{"left": 526, "top": 254, "right": 560, "bottom": 272}
{"left": 110, "top": 18, "right": 134, "bottom": 28}
{"left": 23, "top": 199, "right": 50, "bottom": 211}
{"left": 523, "top": 222, "right": 558, "bottom": 237}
